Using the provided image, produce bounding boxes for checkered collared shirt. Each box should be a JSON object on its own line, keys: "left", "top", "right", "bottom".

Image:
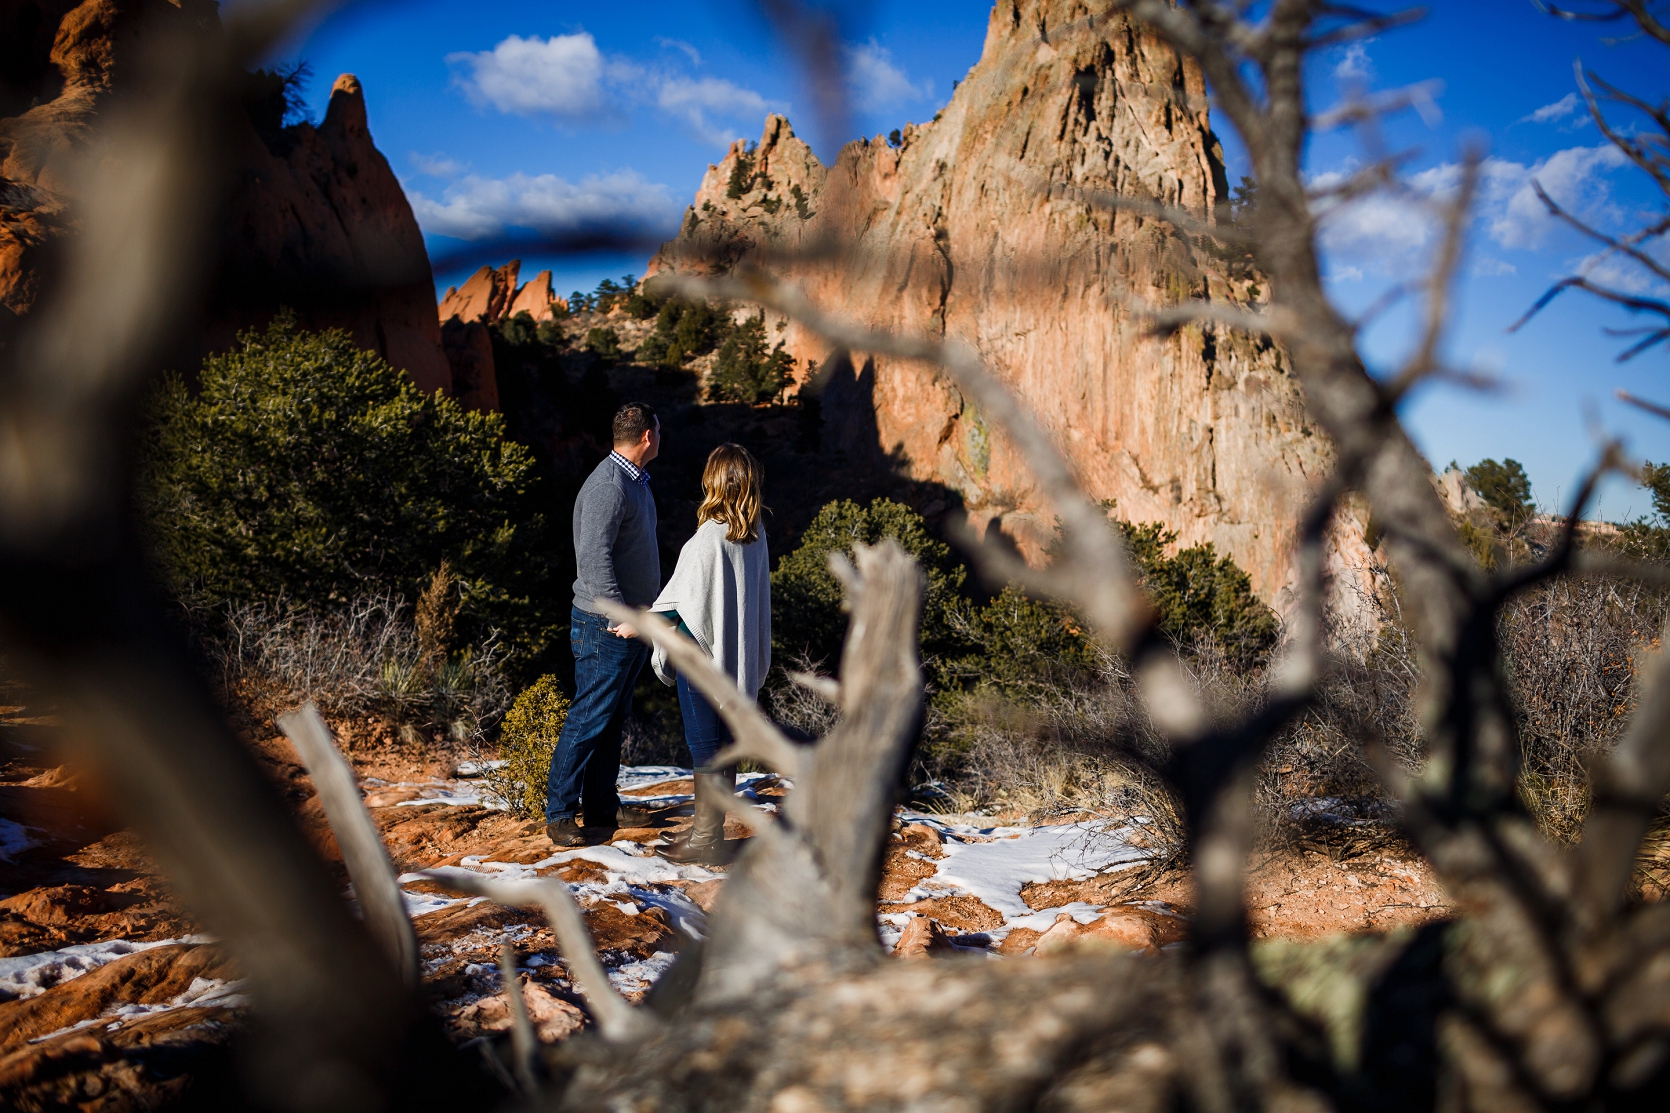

{"left": 608, "top": 450, "right": 650, "bottom": 485}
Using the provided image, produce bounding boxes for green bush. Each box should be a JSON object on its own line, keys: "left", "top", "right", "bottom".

{"left": 942, "top": 585, "right": 1095, "bottom": 696}
{"left": 772, "top": 498, "right": 1278, "bottom": 684}
{"left": 139, "top": 315, "right": 557, "bottom": 661}
{"left": 486, "top": 674, "right": 570, "bottom": 818}
{"left": 772, "top": 498, "right": 968, "bottom": 673}
{"left": 585, "top": 326, "right": 623, "bottom": 362}
{"left": 1465, "top": 458, "right": 1535, "bottom": 526}
{"left": 709, "top": 314, "right": 794, "bottom": 403}
{"left": 499, "top": 310, "right": 539, "bottom": 347}
{"left": 726, "top": 143, "right": 757, "bottom": 199}
{"left": 1621, "top": 460, "right": 1670, "bottom": 562}
{"left": 636, "top": 298, "right": 728, "bottom": 369}
{"left": 1116, "top": 520, "right": 1278, "bottom": 663}
{"left": 623, "top": 288, "right": 660, "bottom": 320}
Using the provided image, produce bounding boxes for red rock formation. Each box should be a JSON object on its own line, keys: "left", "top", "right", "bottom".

{"left": 438, "top": 259, "right": 566, "bottom": 325}
{"left": 649, "top": 0, "right": 1375, "bottom": 614}
{"left": 207, "top": 71, "right": 453, "bottom": 396}
{"left": 439, "top": 261, "right": 519, "bottom": 326}
{"left": 507, "top": 268, "right": 565, "bottom": 321}
{"left": 0, "top": 1, "right": 460, "bottom": 401}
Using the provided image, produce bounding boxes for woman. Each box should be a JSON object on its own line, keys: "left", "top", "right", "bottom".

{"left": 650, "top": 443, "right": 771, "bottom": 864}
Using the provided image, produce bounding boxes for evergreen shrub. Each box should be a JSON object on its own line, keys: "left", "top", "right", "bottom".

{"left": 771, "top": 498, "right": 969, "bottom": 673}
{"left": 709, "top": 314, "right": 794, "bottom": 402}
{"left": 585, "top": 326, "right": 623, "bottom": 362}
{"left": 139, "top": 315, "right": 557, "bottom": 661}
{"left": 485, "top": 674, "right": 570, "bottom": 818}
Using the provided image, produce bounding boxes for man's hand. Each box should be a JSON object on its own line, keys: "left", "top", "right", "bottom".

{"left": 609, "top": 621, "right": 640, "bottom": 639}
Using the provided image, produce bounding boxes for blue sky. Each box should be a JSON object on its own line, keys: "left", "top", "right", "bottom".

{"left": 270, "top": 0, "right": 1670, "bottom": 520}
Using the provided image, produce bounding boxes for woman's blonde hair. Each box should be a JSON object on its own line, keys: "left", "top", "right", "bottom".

{"left": 697, "top": 443, "right": 764, "bottom": 543}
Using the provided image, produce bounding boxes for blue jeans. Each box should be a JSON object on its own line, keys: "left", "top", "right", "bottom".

{"left": 676, "top": 674, "right": 733, "bottom": 770}
{"left": 544, "top": 607, "right": 649, "bottom": 825}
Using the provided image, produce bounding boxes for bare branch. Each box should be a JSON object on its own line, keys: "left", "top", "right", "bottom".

{"left": 787, "top": 670, "right": 841, "bottom": 706}
{"left": 1302, "top": 6, "right": 1427, "bottom": 49}
{"left": 1532, "top": 183, "right": 1670, "bottom": 287}
{"left": 1571, "top": 548, "right": 1670, "bottom": 585}
{"left": 1311, "top": 79, "right": 1443, "bottom": 130}
{"left": 500, "top": 943, "right": 540, "bottom": 1096}
{"left": 277, "top": 703, "right": 419, "bottom": 988}
{"left": 1536, "top": 0, "right": 1670, "bottom": 45}
{"left": 595, "top": 602, "right": 805, "bottom": 780}
{"left": 1383, "top": 147, "right": 1482, "bottom": 401}
{"left": 1569, "top": 608, "right": 1670, "bottom": 915}
{"left": 1618, "top": 388, "right": 1670, "bottom": 422}
{"left": 1494, "top": 442, "right": 1627, "bottom": 599}
{"left": 1044, "top": 180, "right": 1244, "bottom": 244}
{"left": 693, "top": 541, "right": 924, "bottom": 1004}
{"left": 421, "top": 869, "right": 658, "bottom": 1042}
{"left": 1121, "top": 295, "right": 1298, "bottom": 339}
{"left": 1575, "top": 618, "right": 1670, "bottom": 929}
{"left": 1579, "top": 66, "right": 1670, "bottom": 196}
{"left": 1508, "top": 276, "right": 1670, "bottom": 361}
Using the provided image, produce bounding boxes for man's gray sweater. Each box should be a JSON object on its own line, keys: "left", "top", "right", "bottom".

{"left": 572, "top": 455, "right": 660, "bottom": 614}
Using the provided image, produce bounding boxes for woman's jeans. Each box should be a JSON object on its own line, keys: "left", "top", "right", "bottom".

{"left": 676, "top": 673, "right": 732, "bottom": 770}
{"left": 544, "top": 607, "right": 648, "bottom": 825}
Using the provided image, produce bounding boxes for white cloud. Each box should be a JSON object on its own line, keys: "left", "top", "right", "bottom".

{"left": 445, "top": 31, "right": 777, "bottom": 146}
{"left": 447, "top": 33, "right": 613, "bottom": 123}
{"left": 656, "top": 76, "right": 775, "bottom": 146}
{"left": 1310, "top": 166, "right": 1434, "bottom": 258}
{"left": 406, "top": 170, "right": 681, "bottom": 242}
{"left": 845, "top": 39, "right": 933, "bottom": 113}
{"left": 1333, "top": 41, "right": 1373, "bottom": 81}
{"left": 409, "top": 151, "right": 466, "bottom": 179}
{"left": 1577, "top": 239, "right": 1670, "bottom": 297}
{"left": 1522, "top": 92, "right": 1579, "bottom": 125}
{"left": 1310, "top": 143, "right": 1635, "bottom": 275}
{"left": 1482, "top": 143, "right": 1630, "bottom": 249}
{"left": 655, "top": 36, "right": 701, "bottom": 66}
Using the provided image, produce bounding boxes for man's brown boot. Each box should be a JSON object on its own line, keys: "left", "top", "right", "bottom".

{"left": 546, "top": 818, "right": 586, "bottom": 848}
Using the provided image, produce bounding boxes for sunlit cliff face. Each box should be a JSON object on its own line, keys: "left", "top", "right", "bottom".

{"left": 648, "top": 0, "right": 1379, "bottom": 624}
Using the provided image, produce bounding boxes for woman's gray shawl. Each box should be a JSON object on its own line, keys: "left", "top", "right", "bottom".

{"left": 650, "top": 519, "right": 771, "bottom": 702}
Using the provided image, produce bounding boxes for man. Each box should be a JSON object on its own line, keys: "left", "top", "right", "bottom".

{"left": 545, "top": 402, "right": 662, "bottom": 847}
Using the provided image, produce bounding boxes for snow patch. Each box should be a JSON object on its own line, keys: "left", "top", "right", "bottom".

{"left": 394, "top": 781, "right": 504, "bottom": 809}
{"left": 0, "top": 817, "right": 37, "bottom": 861}
{"left": 27, "top": 976, "right": 249, "bottom": 1044}
{"left": 616, "top": 766, "right": 691, "bottom": 792}
{"left": 607, "top": 950, "right": 676, "bottom": 995}
{"left": 899, "top": 817, "right": 1149, "bottom": 922}
{"left": 0, "top": 937, "right": 214, "bottom": 1002}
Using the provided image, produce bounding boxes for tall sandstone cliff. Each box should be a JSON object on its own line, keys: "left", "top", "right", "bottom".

{"left": 0, "top": 0, "right": 460, "bottom": 400}
{"left": 650, "top": 0, "right": 1373, "bottom": 612}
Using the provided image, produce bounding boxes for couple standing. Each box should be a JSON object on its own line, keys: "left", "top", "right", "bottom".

{"left": 543, "top": 402, "right": 771, "bottom": 865}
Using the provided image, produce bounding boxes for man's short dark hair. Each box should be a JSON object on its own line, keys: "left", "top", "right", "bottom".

{"left": 612, "top": 402, "right": 657, "bottom": 446}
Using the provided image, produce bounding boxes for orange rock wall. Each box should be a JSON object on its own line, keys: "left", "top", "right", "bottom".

{"left": 1, "top": 1, "right": 455, "bottom": 399}
{"left": 206, "top": 73, "right": 452, "bottom": 396}
{"left": 651, "top": 0, "right": 1373, "bottom": 611}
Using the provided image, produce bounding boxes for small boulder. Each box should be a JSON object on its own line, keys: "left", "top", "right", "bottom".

{"left": 445, "top": 982, "right": 585, "bottom": 1043}
{"left": 892, "top": 915, "right": 957, "bottom": 959}
{"left": 1034, "top": 907, "right": 1173, "bottom": 956}
{"left": 0, "top": 885, "right": 112, "bottom": 926}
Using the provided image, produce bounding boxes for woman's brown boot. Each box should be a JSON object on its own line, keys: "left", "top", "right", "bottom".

{"left": 663, "top": 770, "right": 734, "bottom": 865}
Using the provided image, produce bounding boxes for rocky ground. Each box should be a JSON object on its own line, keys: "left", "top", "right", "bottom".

{"left": 0, "top": 699, "right": 1463, "bottom": 1111}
